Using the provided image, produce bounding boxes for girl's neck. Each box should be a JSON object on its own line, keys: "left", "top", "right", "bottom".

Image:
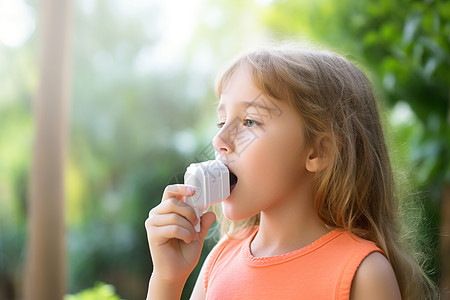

{"left": 250, "top": 193, "right": 331, "bottom": 257}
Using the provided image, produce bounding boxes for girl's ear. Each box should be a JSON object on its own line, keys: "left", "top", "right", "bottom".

{"left": 305, "top": 137, "right": 332, "bottom": 173}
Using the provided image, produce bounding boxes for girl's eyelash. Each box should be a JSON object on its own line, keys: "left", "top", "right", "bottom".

{"left": 243, "top": 119, "right": 261, "bottom": 128}
{"left": 217, "top": 119, "right": 262, "bottom": 129}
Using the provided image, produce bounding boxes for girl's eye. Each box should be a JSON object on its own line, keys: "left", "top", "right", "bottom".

{"left": 243, "top": 119, "right": 261, "bottom": 128}
{"left": 216, "top": 121, "right": 225, "bottom": 128}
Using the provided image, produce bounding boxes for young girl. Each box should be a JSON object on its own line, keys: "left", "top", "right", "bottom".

{"left": 145, "top": 44, "right": 435, "bottom": 299}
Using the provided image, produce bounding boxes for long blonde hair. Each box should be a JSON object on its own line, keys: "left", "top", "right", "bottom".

{"left": 212, "top": 44, "right": 437, "bottom": 299}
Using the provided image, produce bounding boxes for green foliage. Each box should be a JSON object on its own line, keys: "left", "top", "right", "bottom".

{"left": 346, "top": 0, "right": 450, "bottom": 195}
{"left": 64, "top": 282, "right": 121, "bottom": 300}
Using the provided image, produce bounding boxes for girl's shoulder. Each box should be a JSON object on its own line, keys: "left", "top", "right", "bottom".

{"left": 327, "top": 229, "right": 399, "bottom": 299}
{"left": 350, "top": 252, "right": 402, "bottom": 299}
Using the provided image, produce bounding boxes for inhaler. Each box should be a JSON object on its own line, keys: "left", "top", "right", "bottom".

{"left": 184, "top": 160, "right": 230, "bottom": 232}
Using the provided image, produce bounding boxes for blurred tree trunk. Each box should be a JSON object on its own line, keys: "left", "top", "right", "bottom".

{"left": 23, "top": 0, "right": 72, "bottom": 299}
{"left": 442, "top": 184, "right": 450, "bottom": 299}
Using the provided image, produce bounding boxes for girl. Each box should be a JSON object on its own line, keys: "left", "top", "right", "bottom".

{"left": 145, "top": 44, "right": 435, "bottom": 299}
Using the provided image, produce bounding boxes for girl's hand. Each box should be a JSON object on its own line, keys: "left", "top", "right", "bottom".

{"left": 145, "top": 184, "right": 216, "bottom": 284}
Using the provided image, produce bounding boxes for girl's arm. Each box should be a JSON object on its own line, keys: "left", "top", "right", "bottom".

{"left": 145, "top": 184, "right": 216, "bottom": 300}
{"left": 189, "top": 256, "right": 208, "bottom": 299}
{"left": 350, "top": 252, "right": 402, "bottom": 300}
{"left": 147, "top": 274, "right": 187, "bottom": 300}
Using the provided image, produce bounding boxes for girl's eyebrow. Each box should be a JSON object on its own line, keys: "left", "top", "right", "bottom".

{"left": 216, "top": 100, "right": 278, "bottom": 113}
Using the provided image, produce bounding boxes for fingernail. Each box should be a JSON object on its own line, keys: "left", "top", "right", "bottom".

{"left": 186, "top": 187, "right": 194, "bottom": 194}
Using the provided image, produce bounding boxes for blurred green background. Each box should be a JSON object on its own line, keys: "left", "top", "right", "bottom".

{"left": 0, "top": 0, "right": 449, "bottom": 299}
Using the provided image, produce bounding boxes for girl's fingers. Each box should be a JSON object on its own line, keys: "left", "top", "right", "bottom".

{"left": 198, "top": 211, "right": 216, "bottom": 241}
{"left": 151, "top": 224, "right": 196, "bottom": 245}
{"left": 151, "top": 198, "right": 199, "bottom": 227}
{"left": 148, "top": 213, "right": 199, "bottom": 241}
{"left": 162, "top": 184, "right": 195, "bottom": 201}
{"left": 145, "top": 185, "right": 201, "bottom": 245}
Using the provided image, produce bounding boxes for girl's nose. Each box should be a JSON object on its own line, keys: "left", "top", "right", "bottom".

{"left": 212, "top": 126, "right": 234, "bottom": 155}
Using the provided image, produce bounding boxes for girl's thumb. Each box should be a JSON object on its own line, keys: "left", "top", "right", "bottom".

{"left": 198, "top": 211, "right": 216, "bottom": 241}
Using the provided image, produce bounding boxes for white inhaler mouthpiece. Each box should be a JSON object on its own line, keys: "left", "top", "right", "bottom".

{"left": 184, "top": 160, "right": 230, "bottom": 232}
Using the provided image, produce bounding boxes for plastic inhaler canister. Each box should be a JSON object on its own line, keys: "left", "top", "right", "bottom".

{"left": 184, "top": 160, "right": 230, "bottom": 232}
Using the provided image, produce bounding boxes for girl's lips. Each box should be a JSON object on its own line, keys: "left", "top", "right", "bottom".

{"left": 230, "top": 180, "right": 237, "bottom": 193}
{"left": 225, "top": 165, "right": 238, "bottom": 193}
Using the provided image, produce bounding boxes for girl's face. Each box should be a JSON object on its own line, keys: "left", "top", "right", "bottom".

{"left": 213, "top": 64, "right": 314, "bottom": 221}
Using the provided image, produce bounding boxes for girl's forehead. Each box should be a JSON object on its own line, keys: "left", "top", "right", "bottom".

{"left": 216, "top": 61, "right": 291, "bottom": 120}
{"left": 217, "top": 69, "right": 261, "bottom": 108}
{"left": 219, "top": 63, "right": 255, "bottom": 91}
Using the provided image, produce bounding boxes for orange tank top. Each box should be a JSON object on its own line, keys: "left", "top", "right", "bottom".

{"left": 204, "top": 227, "right": 383, "bottom": 300}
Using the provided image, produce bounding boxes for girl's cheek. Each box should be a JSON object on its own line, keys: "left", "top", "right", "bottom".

{"left": 236, "top": 130, "right": 261, "bottom": 155}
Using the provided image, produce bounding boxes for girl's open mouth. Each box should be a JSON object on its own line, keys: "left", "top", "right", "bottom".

{"left": 229, "top": 171, "right": 238, "bottom": 193}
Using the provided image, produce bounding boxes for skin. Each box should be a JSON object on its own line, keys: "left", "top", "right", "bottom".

{"left": 146, "top": 64, "right": 401, "bottom": 300}
{"left": 350, "top": 252, "right": 402, "bottom": 299}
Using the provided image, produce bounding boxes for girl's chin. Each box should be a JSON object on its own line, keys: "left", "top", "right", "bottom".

{"left": 221, "top": 201, "right": 255, "bottom": 221}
